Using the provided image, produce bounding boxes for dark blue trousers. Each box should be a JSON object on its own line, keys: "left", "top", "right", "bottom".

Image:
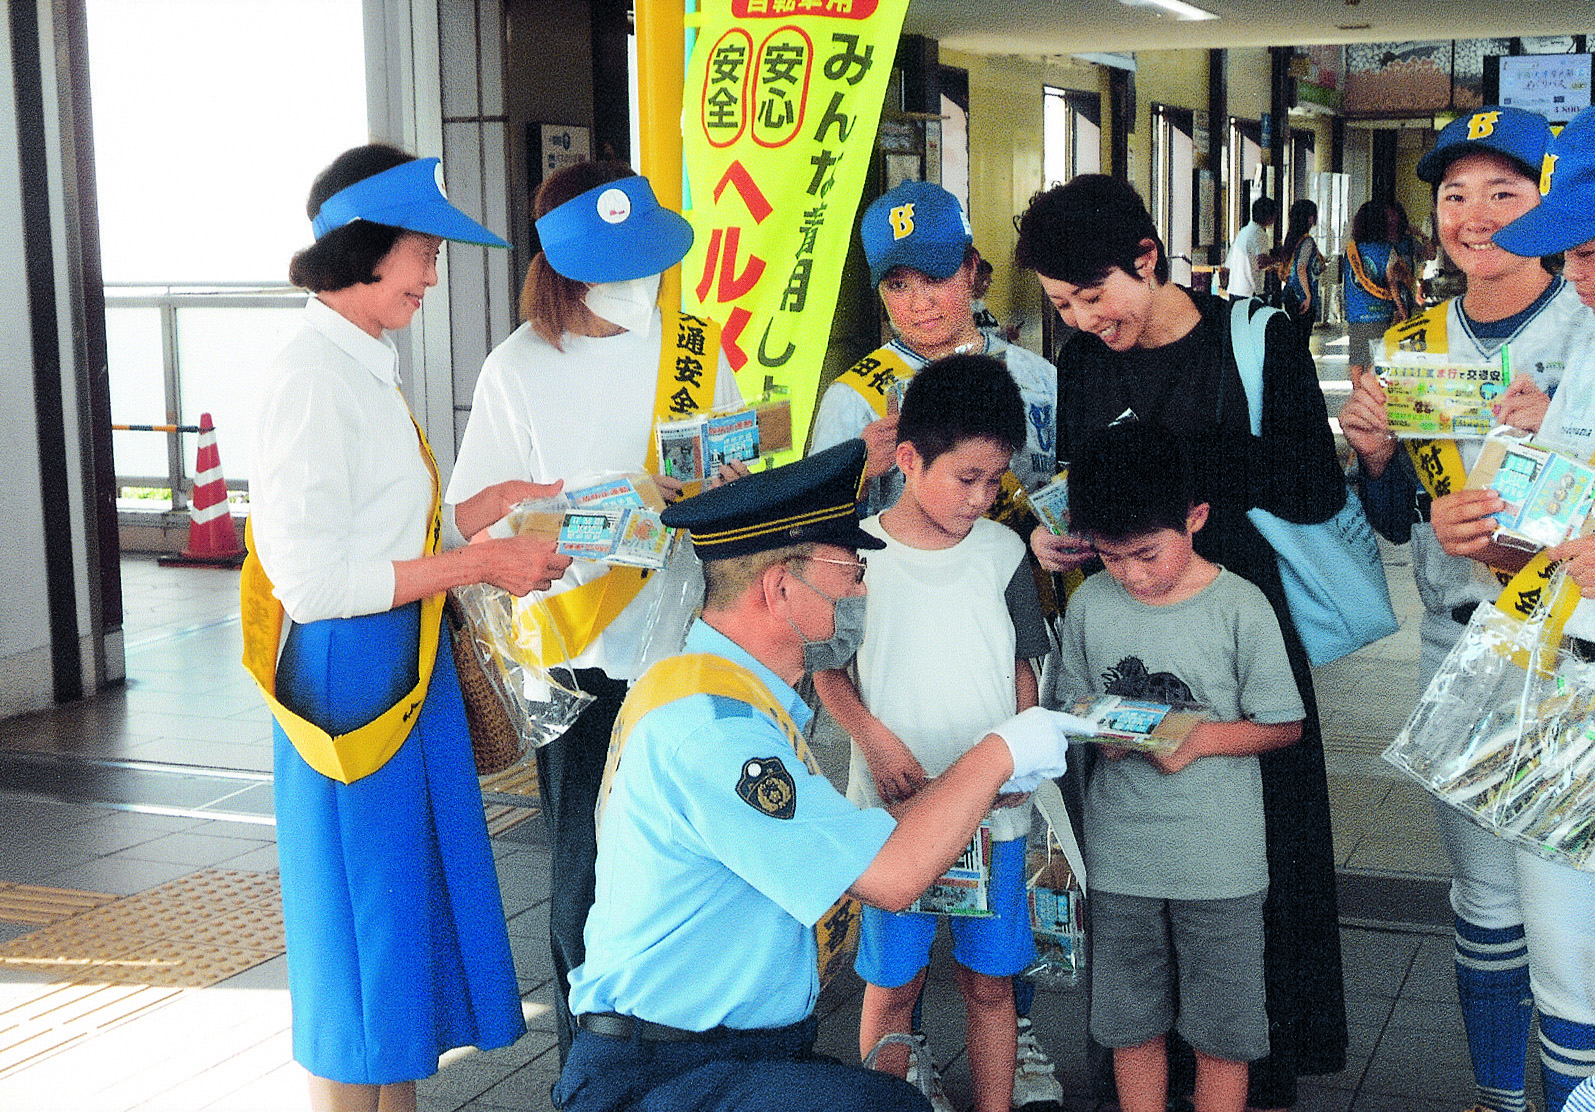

{"left": 539, "top": 669, "right": 629, "bottom": 1065}
{"left": 552, "top": 1016, "right": 930, "bottom": 1112}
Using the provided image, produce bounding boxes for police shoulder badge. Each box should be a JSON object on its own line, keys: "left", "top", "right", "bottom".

{"left": 736, "top": 756, "right": 796, "bottom": 819}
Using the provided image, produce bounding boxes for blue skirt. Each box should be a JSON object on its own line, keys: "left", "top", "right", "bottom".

{"left": 274, "top": 603, "right": 526, "bottom": 1083}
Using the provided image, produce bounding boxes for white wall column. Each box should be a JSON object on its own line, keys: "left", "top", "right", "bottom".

{"left": 364, "top": 0, "right": 513, "bottom": 484}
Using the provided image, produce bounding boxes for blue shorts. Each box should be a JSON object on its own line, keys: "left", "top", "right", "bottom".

{"left": 856, "top": 836, "right": 1035, "bottom": 987}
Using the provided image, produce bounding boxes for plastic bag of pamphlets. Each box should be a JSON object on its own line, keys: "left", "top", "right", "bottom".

{"left": 1024, "top": 779, "right": 1086, "bottom": 990}
{"left": 1385, "top": 567, "right": 1595, "bottom": 871}
{"left": 450, "top": 473, "right": 706, "bottom": 748}
{"left": 449, "top": 581, "right": 593, "bottom": 760}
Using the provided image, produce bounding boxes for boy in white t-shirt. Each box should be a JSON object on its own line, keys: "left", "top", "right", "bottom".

{"left": 1055, "top": 420, "right": 1304, "bottom": 1112}
{"left": 815, "top": 355, "right": 1051, "bottom": 1112}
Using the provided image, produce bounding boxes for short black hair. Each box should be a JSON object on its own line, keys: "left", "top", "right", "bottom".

{"left": 1068, "top": 421, "right": 1195, "bottom": 541}
{"left": 1014, "top": 175, "right": 1169, "bottom": 287}
{"left": 288, "top": 144, "right": 415, "bottom": 293}
{"left": 896, "top": 353, "right": 1025, "bottom": 468}
{"left": 1251, "top": 196, "right": 1279, "bottom": 224}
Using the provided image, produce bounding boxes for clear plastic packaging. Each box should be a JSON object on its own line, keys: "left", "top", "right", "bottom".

{"left": 449, "top": 582, "right": 593, "bottom": 753}
{"left": 1385, "top": 569, "right": 1595, "bottom": 870}
{"left": 447, "top": 472, "right": 708, "bottom": 752}
{"left": 1024, "top": 781, "right": 1086, "bottom": 990}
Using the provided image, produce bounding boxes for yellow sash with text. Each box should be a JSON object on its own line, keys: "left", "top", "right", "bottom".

{"left": 240, "top": 403, "right": 444, "bottom": 784}
{"left": 831, "top": 343, "right": 1029, "bottom": 526}
{"left": 597, "top": 652, "right": 860, "bottom": 986}
{"left": 510, "top": 313, "right": 723, "bottom": 668}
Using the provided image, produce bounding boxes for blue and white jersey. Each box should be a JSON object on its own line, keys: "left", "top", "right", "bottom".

{"left": 565, "top": 621, "right": 895, "bottom": 1032}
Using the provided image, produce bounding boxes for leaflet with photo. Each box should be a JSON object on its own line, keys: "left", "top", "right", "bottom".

{"left": 704, "top": 408, "right": 759, "bottom": 472}
{"left": 553, "top": 507, "right": 673, "bottom": 569}
{"left": 910, "top": 820, "right": 994, "bottom": 917}
{"left": 1023, "top": 472, "right": 1071, "bottom": 536}
{"left": 608, "top": 507, "right": 674, "bottom": 567}
{"left": 1464, "top": 432, "right": 1595, "bottom": 553}
{"left": 1377, "top": 351, "right": 1509, "bottom": 438}
{"left": 655, "top": 394, "right": 793, "bottom": 482}
{"left": 657, "top": 420, "right": 705, "bottom": 483}
{"left": 1059, "top": 693, "right": 1207, "bottom": 755}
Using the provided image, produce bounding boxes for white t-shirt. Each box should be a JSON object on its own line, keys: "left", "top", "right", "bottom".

{"left": 445, "top": 310, "right": 742, "bottom": 678}
{"left": 1224, "top": 221, "right": 1272, "bottom": 299}
{"left": 250, "top": 297, "right": 427, "bottom": 623}
{"left": 845, "top": 515, "right": 1034, "bottom": 841}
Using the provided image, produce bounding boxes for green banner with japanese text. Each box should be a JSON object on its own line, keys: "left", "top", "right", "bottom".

{"left": 681, "top": 0, "right": 910, "bottom": 461}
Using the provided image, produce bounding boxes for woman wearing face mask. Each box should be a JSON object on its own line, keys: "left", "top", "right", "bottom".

{"left": 445, "top": 160, "right": 746, "bottom": 1064}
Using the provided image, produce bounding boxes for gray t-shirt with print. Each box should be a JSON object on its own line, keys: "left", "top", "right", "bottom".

{"left": 1055, "top": 568, "right": 1304, "bottom": 900}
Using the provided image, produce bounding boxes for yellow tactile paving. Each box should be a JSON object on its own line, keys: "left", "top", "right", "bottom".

{"left": 0, "top": 884, "right": 115, "bottom": 926}
{"left": 0, "top": 868, "right": 284, "bottom": 1079}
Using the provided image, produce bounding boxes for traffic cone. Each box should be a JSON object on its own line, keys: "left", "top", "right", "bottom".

{"left": 159, "top": 412, "right": 244, "bottom": 567}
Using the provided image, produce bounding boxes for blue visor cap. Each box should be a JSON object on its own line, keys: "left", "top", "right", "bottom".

{"left": 534, "top": 175, "right": 694, "bottom": 283}
{"left": 1495, "top": 105, "right": 1595, "bottom": 257}
{"left": 861, "top": 180, "right": 973, "bottom": 288}
{"left": 311, "top": 158, "right": 508, "bottom": 247}
{"left": 1417, "top": 106, "right": 1551, "bottom": 186}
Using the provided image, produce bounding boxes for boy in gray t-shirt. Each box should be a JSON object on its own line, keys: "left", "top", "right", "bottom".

{"left": 1054, "top": 422, "right": 1304, "bottom": 1112}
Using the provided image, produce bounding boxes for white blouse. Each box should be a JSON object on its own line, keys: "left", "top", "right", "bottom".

{"left": 250, "top": 297, "right": 431, "bottom": 623}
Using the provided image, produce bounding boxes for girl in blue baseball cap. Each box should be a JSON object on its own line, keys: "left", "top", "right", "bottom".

{"left": 251, "top": 143, "right": 572, "bottom": 1111}
{"left": 1344, "top": 106, "right": 1595, "bottom": 1112}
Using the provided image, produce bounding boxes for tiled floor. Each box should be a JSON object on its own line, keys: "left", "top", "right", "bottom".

{"left": 0, "top": 329, "right": 1547, "bottom": 1111}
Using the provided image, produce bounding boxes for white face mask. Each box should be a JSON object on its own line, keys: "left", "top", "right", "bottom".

{"left": 584, "top": 273, "right": 661, "bottom": 333}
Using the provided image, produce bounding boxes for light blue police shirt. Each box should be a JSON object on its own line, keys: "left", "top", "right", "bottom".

{"left": 565, "top": 620, "right": 896, "bottom": 1031}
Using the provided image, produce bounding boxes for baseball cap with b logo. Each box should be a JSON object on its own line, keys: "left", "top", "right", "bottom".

{"left": 1494, "top": 105, "right": 1595, "bottom": 257}
{"left": 1416, "top": 105, "right": 1551, "bottom": 185}
{"left": 860, "top": 180, "right": 973, "bottom": 288}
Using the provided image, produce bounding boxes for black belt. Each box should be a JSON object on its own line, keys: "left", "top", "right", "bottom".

{"left": 579, "top": 1012, "right": 724, "bottom": 1043}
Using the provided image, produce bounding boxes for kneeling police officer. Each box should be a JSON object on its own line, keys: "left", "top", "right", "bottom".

{"left": 552, "top": 439, "right": 1071, "bottom": 1112}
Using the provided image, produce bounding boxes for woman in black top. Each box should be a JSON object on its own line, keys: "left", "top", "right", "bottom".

{"left": 1015, "top": 175, "right": 1349, "bottom": 1112}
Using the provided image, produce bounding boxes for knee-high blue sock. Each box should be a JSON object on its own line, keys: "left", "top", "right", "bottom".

{"left": 1455, "top": 916, "right": 1532, "bottom": 1112}
{"left": 1540, "top": 1012, "right": 1595, "bottom": 1112}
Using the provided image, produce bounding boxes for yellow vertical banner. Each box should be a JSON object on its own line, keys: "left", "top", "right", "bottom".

{"left": 680, "top": 0, "right": 911, "bottom": 460}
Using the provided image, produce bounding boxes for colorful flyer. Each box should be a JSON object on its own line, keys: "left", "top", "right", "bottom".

{"left": 1023, "top": 472, "right": 1071, "bottom": 536}
{"left": 909, "top": 821, "right": 994, "bottom": 917}
{"left": 1378, "top": 352, "right": 1510, "bottom": 438}
{"left": 1465, "top": 433, "right": 1595, "bottom": 552}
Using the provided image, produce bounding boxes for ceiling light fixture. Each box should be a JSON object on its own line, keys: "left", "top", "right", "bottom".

{"left": 1118, "top": 0, "right": 1219, "bottom": 21}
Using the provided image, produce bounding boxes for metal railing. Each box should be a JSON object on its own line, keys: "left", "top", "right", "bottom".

{"left": 107, "top": 281, "right": 304, "bottom": 513}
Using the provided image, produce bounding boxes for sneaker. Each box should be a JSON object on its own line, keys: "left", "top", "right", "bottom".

{"left": 865, "top": 1031, "right": 954, "bottom": 1112}
{"left": 1012, "top": 1017, "right": 1064, "bottom": 1109}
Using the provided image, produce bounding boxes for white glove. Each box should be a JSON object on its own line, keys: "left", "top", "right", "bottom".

{"left": 990, "top": 706, "right": 1070, "bottom": 793}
